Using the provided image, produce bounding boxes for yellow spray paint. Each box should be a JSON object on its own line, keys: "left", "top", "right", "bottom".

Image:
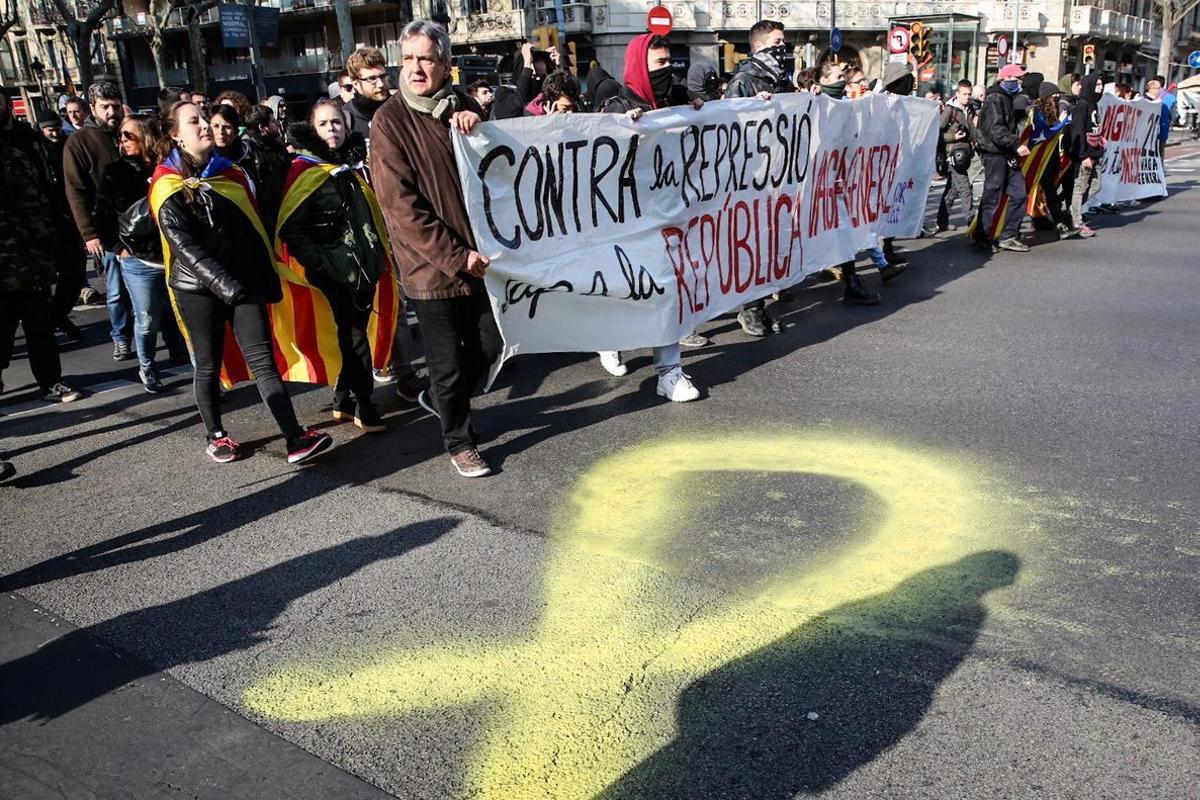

{"left": 244, "top": 431, "right": 1018, "bottom": 798}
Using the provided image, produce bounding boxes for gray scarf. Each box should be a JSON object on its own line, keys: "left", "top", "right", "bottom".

{"left": 400, "top": 81, "right": 459, "bottom": 122}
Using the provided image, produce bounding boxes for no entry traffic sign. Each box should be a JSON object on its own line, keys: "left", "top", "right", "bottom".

{"left": 996, "top": 34, "right": 1010, "bottom": 60}
{"left": 888, "top": 25, "right": 910, "bottom": 55}
{"left": 646, "top": 5, "right": 673, "bottom": 36}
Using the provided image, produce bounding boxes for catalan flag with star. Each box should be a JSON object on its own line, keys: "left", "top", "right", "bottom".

{"left": 270, "top": 157, "right": 398, "bottom": 386}
{"left": 968, "top": 108, "right": 1070, "bottom": 241}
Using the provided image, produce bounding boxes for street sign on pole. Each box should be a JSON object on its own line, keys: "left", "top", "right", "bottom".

{"left": 995, "top": 34, "right": 1010, "bottom": 62}
{"left": 1189, "top": 50, "right": 1200, "bottom": 69}
{"left": 830, "top": 26, "right": 843, "bottom": 53}
{"left": 888, "top": 25, "right": 910, "bottom": 55}
{"left": 646, "top": 6, "right": 673, "bottom": 36}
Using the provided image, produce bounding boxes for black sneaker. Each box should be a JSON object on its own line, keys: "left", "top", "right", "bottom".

{"left": 354, "top": 403, "right": 386, "bottom": 434}
{"left": 59, "top": 319, "right": 85, "bottom": 342}
{"left": 140, "top": 368, "right": 164, "bottom": 394}
{"left": 395, "top": 374, "right": 427, "bottom": 403}
{"left": 1056, "top": 223, "right": 1081, "bottom": 240}
{"left": 331, "top": 396, "right": 356, "bottom": 423}
{"left": 997, "top": 237, "right": 1031, "bottom": 253}
{"left": 737, "top": 307, "right": 769, "bottom": 337}
{"left": 206, "top": 432, "right": 244, "bottom": 464}
{"left": 112, "top": 341, "right": 133, "bottom": 361}
{"left": 879, "top": 263, "right": 907, "bottom": 282}
{"left": 286, "top": 429, "right": 333, "bottom": 465}
{"left": 43, "top": 383, "right": 83, "bottom": 403}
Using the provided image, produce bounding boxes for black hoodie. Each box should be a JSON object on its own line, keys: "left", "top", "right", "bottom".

{"left": 586, "top": 67, "right": 622, "bottom": 111}
{"left": 975, "top": 83, "right": 1024, "bottom": 156}
{"left": 1066, "top": 73, "right": 1106, "bottom": 162}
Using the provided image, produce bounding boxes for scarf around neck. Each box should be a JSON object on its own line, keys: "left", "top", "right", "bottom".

{"left": 750, "top": 47, "right": 788, "bottom": 85}
{"left": 821, "top": 80, "right": 848, "bottom": 100}
{"left": 400, "top": 81, "right": 459, "bottom": 122}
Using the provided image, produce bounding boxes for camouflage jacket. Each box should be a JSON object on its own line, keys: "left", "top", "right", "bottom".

{"left": 0, "top": 137, "right": 57, "bottom": 294}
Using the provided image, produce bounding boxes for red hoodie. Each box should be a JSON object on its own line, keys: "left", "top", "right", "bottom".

{"left": 622, "top": 33, "right": 657, "bottom": 109}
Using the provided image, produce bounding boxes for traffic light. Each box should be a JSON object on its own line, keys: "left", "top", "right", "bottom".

{"left": 1083, "top": 43, "right": 1096, "bottom": 67}
{"left": 908, "top": 21, "right": 931, "bottom": 65}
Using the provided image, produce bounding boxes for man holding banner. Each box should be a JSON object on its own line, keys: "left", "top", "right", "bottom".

{"left": 1066, "top": 73, "right": 1107, "bottom": 238}
{"left": 370, "top": 21, "right": 500, "bottom": 479}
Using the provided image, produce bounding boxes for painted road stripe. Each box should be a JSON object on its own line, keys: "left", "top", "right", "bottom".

{"left": 0, "top": 365, "right": 193, "bottom": 419}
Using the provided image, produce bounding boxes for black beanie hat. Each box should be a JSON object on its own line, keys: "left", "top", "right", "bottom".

{"left": 1038, "top": 81, "right": 1060, "bottom": 99}
{"left": 36, "top": 109, "right": 60, "bottom": 128}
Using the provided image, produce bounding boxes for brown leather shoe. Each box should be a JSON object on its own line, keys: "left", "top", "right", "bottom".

{"left": 451, "top": 447, "right": 492, "bottom": 478}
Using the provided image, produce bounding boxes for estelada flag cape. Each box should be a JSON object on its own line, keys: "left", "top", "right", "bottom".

{"left": 272, "top": 156, "right": 398, "bottom": 385}
{"left": 967, "top": 111, "right": 1069, "bottom": 241}
{"left": 149, "top": 151, "right": 269, "bottom": 389}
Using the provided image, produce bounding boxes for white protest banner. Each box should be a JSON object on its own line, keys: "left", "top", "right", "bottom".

{"left": 453, "top": 93, "right": 939, "bottom": 358}
{"left": 1085, "top": 95, "right": 1167, "bottom": 209}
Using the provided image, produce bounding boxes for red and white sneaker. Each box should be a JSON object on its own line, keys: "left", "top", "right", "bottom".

{"left": 206, "top": 433, "right": 244, "bottom": 464}
{"left": 286, "top": 429, "right": 333, "bottom": 465}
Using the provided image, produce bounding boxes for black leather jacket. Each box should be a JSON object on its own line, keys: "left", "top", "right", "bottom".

{"left": 156, "top": 179, "right": 281, "bottom": 306}
{"left": 94, "top": 156, "right": 161, "bottom": 260}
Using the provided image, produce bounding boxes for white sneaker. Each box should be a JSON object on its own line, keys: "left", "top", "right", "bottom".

{"left": 656, "top": 367, "right": 700, "bottom": 402}
{"left": 598, "top": 351, "right": 628, "bottom": 377}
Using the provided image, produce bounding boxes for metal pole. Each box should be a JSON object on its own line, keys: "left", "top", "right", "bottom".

{"left": 244, "top": 0, "right": 267, "bottom": 101}
{"left": 947, "top": 13, "right": 954, "bottom": 89}
{"left": 1011, "top": 0, "right": 1019, "bottom": 64}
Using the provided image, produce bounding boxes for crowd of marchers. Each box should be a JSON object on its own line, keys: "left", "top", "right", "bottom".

{"left": 0, "top": 17, "right": 1180, "bottom": 485}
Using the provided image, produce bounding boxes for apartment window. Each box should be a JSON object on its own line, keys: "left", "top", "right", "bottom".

{"left": 0, "top": 39, "right": 18, "bottom": 82}
{"left": 360, "top": 24, "right": 388, "bottom": 50}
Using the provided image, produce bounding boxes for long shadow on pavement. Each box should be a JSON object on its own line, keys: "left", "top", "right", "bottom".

{"left": 601, "top": 550, "right": 1020, "bottom": 799}
{"left": 0, "top": 516, "right": 457, "bottom": 724}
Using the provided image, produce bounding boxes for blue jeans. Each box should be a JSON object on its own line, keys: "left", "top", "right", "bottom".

{"left": 121, "top": 256, "right": 184, "bottom": 372}
{"left": 653, "top": 343, "right": 681, "bottom": 375}
{"left": 866, "top": 246, "right": 888, "bottom": 268}
{"left": 102, "top": 251, "right": 133, "bottom": 345}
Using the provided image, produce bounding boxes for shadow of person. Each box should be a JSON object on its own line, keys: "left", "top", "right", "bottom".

{"left": 600, "top": 550, "right": 1021, "bottom": 800}
{"left": 0, "top": 516, "right": 457, "bottom": 725}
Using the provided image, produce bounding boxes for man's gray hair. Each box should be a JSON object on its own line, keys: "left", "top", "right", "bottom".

{"left": 400, "top": 20, "right": 452, "bottom": 64}
{"left": 87, "top": 80, "right": 122, "bottom": 105}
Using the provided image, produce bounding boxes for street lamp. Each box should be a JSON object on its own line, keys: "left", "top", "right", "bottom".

{"left": 30, "top": 56, "right": 47, "bottom": 100}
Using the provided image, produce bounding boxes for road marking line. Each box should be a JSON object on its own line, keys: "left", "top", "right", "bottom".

{"left": 0, "top": 379, "right": 138, "bottom": 419}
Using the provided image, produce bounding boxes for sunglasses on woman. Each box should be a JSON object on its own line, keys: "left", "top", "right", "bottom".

{"left": 119, "top": 130, "right": 138, "bottom": 140}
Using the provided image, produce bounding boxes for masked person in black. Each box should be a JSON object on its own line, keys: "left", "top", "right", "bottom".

{"left": 492, "top": 42, "right": 558, "bottom": 120}
{"left": 1066, "top": 73, "right": 1107, "bottom": 238}
{"left": 585, "top": 64, "right": 622, "bottom": 112}
{"left": 725, "top": 19, "right": 793, "bottom": 337}
{"left": 599, "top": 33, "right": 703, "bottom": 403}
{"left": 973, "top": 63, "right": 1033, "bottom": 254}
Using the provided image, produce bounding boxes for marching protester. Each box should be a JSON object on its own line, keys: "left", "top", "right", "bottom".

{"left": 973, "top": 63, "right": 1033, "bottom": 254}
{"left": 492, "top": 42, "right": 558, "bottom": 120}
{"left": 0, "top": 89, "right": 83, "bottom": 405}
{"left": 61, "top": 96, "right": 86, "bottom": 135}
{"left": 937, "top": 80, "right": 976, "bottom": 232}
{"left": 598, "top": 32, "right": 703, "bottom": 402}
{"left": 93, "top": 112, "right": 187, "bottom": 393}
{"left": 210, "top": 104, "right": 250, "bottom": 166}
{"left": 150, "top": 101, "right": 332, "bottom": 465}
{"left": 1066, "top": 73, "right": 1107, "bottom": 239}
{"left": 240, "top": 105, "right": 292, "bottom": 234}
{"left": 467, "top": 79, "right": 495, "bottom": 116}
{"left": 584, "top": 64, "right": 621, "bottom": 111}
{"left": 32, "top": 109, "right": 89, "bottom": 341}
{"left": 277, "top": 101, "right": 399, "bottom": 434}
{"left": 63, "top": 81, "right": 131, "bottom": 358}
{"left": 370, "top": 21, "right": 501, "bottom": 477}
{"left": 820, "top": 59, "right": 883, "bottom": 304}
{"left": 1032, "top": 82, "right": 1078, "bottom": 240}
{"left": 875, "top": 62, "right": 914, "bottom": 272}
{"left": 725, "top": 19, "right": 792, "bottom": 338}
{"left": 344, "top": 48, "right": 390, "bottom": 144}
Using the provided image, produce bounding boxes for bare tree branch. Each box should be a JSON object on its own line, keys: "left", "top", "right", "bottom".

{"left": 1, "top": 0, "right": 19, "bottom": 39}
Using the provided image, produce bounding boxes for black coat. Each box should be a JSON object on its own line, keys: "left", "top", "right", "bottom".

{"left": 974, "top": 84, "right": 1024, "bottom": 157}
{"left": 1066, "top": 74, "right": 1106, "bottom": 162}
{"left": 156, "top": 168, "right": 281, "bottom": 307}
{"left": 93, "top": 156, "right": 161, "bottom": 260}
{"left": 241, "top": 133, "right": 291, "bottom": 234}
{"left": 724, "top": 55, "right": 793, "bottom": 98}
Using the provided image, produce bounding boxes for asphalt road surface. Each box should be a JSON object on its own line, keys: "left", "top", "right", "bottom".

{"left": 2, "top": 145, "right": 1198, "bottom": 799}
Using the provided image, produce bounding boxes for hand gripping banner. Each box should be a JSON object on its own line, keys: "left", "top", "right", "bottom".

{"left": 453, "top": 93, "right": 939, "bottom": 359}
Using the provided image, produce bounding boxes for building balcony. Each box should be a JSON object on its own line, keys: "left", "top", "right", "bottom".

{"left": 263, "top": 53, "right": 332, "bottom": 76}
{"left": 449, "top": 9, "right": 532, "bottom": 45}
{"left": 985, "top": 1, "right": 1065, "bottom": 35}
{"left": 533, "top": 2, "right": 593, "bottom": 35}
{"left": 1067, "top": 4, "right": 1101, "bottom": 36}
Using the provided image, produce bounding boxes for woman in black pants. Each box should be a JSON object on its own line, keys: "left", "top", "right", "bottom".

{"left": 150, "top": 100, "right": 331, "bottom": 465}
{"left": 277, "top": 101, "right": 398, "bottom": 433}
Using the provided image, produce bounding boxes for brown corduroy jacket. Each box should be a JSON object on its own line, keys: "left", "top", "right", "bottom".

{"left": 369, "top": 88, "right": 484, "bottom": 300}
{"left": 62, "top": 119, "right": 118, "bottom": 243}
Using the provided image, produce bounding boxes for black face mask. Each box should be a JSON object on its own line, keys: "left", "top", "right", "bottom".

{"left": 649, "top": 66, "right": 674, "bottom": 101}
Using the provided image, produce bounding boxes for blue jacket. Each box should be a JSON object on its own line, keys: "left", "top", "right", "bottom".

{"left": 1160, "top": 92, "right": 1177, "bottom": 143}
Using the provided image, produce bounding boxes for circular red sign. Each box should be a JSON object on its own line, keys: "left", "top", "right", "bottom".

{"left": 646, "top": 5, "right": 673, "bottom": 36}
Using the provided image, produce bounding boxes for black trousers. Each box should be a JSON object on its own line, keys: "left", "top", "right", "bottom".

{"left": 1039, "top": 166, "right": 1073, "bottom": 228}
{"left": 409, "top": 291, "right": 503, "bottom": 456}
{"left": 937, "top": 167, "right": 975, "bottom": 229}
{"left": 53, "top": 238, "right": 87, "bottom": 327}
{"left": 977, "top": 154, "right": 1027, "bottom": 243}
{"left": 310, "top": 273, "right": 375, "bottom": 410}
{"left": 172, "top": 289, "right": 302, "bottom": 440}
{"left": 0, "top": 290, "right": 62, "bottom": 390}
